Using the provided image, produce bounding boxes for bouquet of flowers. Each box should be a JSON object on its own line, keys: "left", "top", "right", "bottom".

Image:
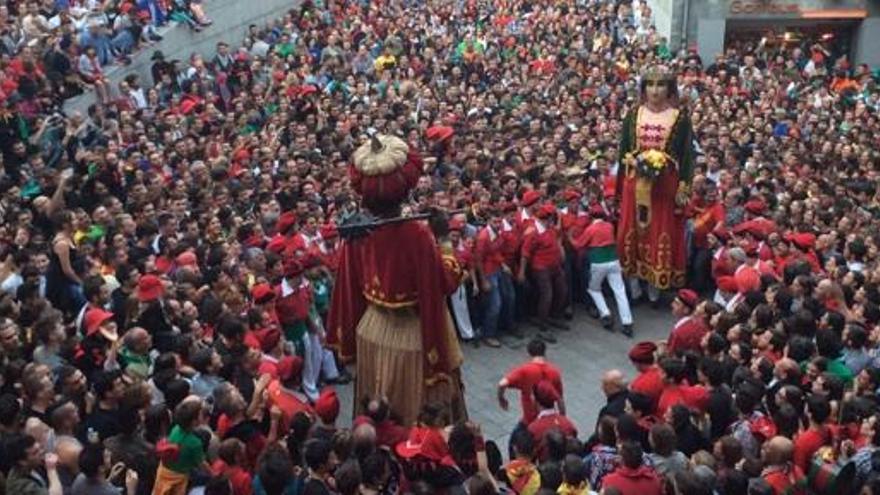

{"left": 626, "top": 149, "right": 676, "bottom": 180}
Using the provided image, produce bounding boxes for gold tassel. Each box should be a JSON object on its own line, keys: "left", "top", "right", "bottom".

{"left": 635, "top": 177, "right": 652, "bottom": 231}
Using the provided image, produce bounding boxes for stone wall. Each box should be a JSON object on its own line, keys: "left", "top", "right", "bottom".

{"left": 63, "top": 0, "right": 297, "bottom": 113}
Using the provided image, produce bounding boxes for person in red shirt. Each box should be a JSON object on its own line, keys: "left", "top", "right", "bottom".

{"left": 793, "top": 394, "right": 832, "bottom": 474}
{"left": 273, "top": 258, "right": 312, "bottom": 355}
{"left": 710, "top": 226, "right": 734, "bottom": 281}
{"left": 571, "top": 204, "right": 633, "bottom": 336}
{"left": 519, "top": 202, "right": 568, "bottom": 336}
{"left": 527, "top": 379, "right": 578, "bottom": 461}
{"left": 211, "top": 438, "right": 254, "bottom": 495}
{"left": 266, "top": 355, "right": 314, "bottom": 431}
{"left": 256, "top": 327, "right": 285, "bottom": 378}
{"left": 603, "top": 441, "right": 663, "bottom": 495}
{"left": 761, "top": 436, "right": 808, "bottom": 495}
{"left": 559, "top": 189, "right": 590, "bottom": 315}
{"left": 789, "top": 232, "right": 823, "bottom": 274}
{"left": 312, "top": 223, "right": 340, "bottom": 273}
{"left": 628, "top": 341, "right": 663, "bottom": 407}
{"left": 448, "top": 217, "right": 478, "bottom": 343}
{"left": 517, "top": 189, "right": 541, "bottom": 230}
{"left": 667, "top": 289, "right": 708, "bottom": 356}
{"left": 498, "top": 339, "right": 565, "bottom": 443}
{"left": 500, "top": 202, "right": 523, "bottom": 274}
{"left": 656, "top": 356, "right": 709, "bottom": 419}
{"left": 270, "top": 212, "right": 308, "bottom": 259}
{"left": 360, "top": 396, "right": 410, "bottom": 449}
{"left": 690, "top": 181, "right": 725, "bottom": 293}
{"left": 474, "top": 209, "right": 518, "bottom": 347}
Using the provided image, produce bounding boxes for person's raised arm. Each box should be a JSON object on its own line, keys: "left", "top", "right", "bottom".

{"left": 45, "top": 453, "right": 63, "bottom": 495}
{"left": 46, "top": 169, "right": 72, "bottom": 216}
{"left": 497, "top": 377, "right": 510, "bottom": 411}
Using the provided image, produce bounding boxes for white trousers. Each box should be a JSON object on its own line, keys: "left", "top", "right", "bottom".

{"left": 450, "top": 284, "right": 475, "bottom": 340}
{"left": 302, "top": 316, "right": 340, "bottom": 402}
{"left": 588, "top": 260, "right": 633, "bottom": 325}
{"left": 628, "top": 276, "right": 660, "bottom": 302}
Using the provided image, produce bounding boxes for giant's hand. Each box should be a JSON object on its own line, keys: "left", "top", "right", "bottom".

{"left": 675, "top": 181, "right": 691, "bottom": 208}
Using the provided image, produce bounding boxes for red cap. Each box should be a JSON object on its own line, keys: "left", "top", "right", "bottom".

{"left": 792, "top": 232, "right": 816, "bottom": 250}
{"left": 251, "top": 283, "right": 275, "bottom": 304}
{"left": 175, "top": 251, "right": 198, "bottom": 267}
{"left": 137, "top": 274, "right": 164, "bottom": 302}
{"left": 119, "top": 2, "right": 133, "bottom": 13}
{"left": 319, "top": 223, "right": 338, "bottom": 240}
{"left": 676, "top": 289, "right": 699, "bottom": 310}
{"left": 448, "top": 217, "right": 465, "bottom": 231}
{"left": 425, "top": 126, "right": 454, "bottom": 142}
{"left": 84, "top": 308, "right": 116, "bottom": 339}
{"left": 733, "top": 220, "right": 764, "bottom": 239}
{"left": 277, "top": 356, "right": 303, "bottom": 382}
{"left": 298, "top": 85, "right": 318, "bottom": 97}
{"left": 749, "top": 415, "right": 778, "bottom": 440}
{"left": 314, "top": 388, "right": 340, "bottom": 424}
{"left": 735, "top": 268, "right": 761, "bottom": 294}
{"left": 254, "top": 327, "right": 281, "bottom": 352}
{"left": 716, "top": 275, "right": 739, "bottom": 293}
{"left": 266, "top": 237, "right": 286, "bottom": 254}
{"left": 521, "top": 190, "right": 542, "bottom": 207}
{"left": 534, "top": 202, "right": 556, "bottom": 219}
{"left": 275, "top": 211, "right": 298, "bottom": 234}
{"left": 563, "top": 188, "right": 582, "bottom": 202}
{"left": 744, "top": 199, "right": 766, "bottom": 215}
{"left": 628, "top": 341, "right": 657, "bottom": 364}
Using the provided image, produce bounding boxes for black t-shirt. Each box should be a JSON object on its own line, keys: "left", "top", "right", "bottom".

{"left": 303, "top": 478, "right": 331, "bottom": 495}
{"left": 83, "top": 406, "right": 121, "bottom": 443}
{"left": 707, "top": 385, "right": 735, "bottom": 441}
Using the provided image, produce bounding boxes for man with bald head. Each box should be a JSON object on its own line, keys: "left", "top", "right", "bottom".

{"left": 761, "top": 436, "right": 807, "bottom": 495}
{"left": 54, "top": 435, "right": 83, "bottom": 493}
{"left": 597, "top": 369, "right": 629, "bottom": 421}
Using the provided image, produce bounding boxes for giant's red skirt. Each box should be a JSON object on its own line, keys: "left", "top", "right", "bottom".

{"left": 616, "top": 167, "right": 687, "bottom": 290}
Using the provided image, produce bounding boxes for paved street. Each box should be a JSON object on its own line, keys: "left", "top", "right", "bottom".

{"left": 335, "top": 304, "right": 675, "bottom": 449}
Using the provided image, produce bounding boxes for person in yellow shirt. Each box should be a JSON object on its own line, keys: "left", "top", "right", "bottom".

{"left": 374, "top": 47, "right": 396, "bottom": 72}
{"left": 557, "top": 455, "right": 591, "bottom": 495}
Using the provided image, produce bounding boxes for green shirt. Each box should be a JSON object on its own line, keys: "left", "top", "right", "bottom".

{"left": 5, "top": 467, "right": 48, "bottom": 495}
{"left": 826, "top": 357, "right": 854, "bottom": 387}
{"left": 588, "top": 245, "right": 618, "bottom": 264}
{"left": 119, "top": 347, "right": 153, "bottom": 380}
{"left": 165, "top": 424, "right": 205, "bottom": 474}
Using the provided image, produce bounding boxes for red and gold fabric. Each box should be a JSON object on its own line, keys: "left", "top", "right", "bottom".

{"left": 616, "top": 106, "right": 694, "bottom": 289}
{"left": 326, "top": 221, "right": 465, "bottom": 424}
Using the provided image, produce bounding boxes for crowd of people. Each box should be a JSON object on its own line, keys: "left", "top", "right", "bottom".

{"left": 0, "top": 0, "right": 880, "bottom": 493}
{"left": 1, "top": 0, "right": 212, "bottom": 110}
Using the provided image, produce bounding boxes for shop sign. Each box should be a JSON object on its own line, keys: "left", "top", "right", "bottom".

{"left": 729, "top": 0, "right": 801, "bottom": 15}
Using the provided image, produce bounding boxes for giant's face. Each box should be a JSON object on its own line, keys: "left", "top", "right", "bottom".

{"left": 645, "top": 79, "right": 668, "bottom": 107}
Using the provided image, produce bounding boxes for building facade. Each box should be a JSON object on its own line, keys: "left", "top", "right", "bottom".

{"left": 648, "top": 0, "right": 880, "bottom": 68}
